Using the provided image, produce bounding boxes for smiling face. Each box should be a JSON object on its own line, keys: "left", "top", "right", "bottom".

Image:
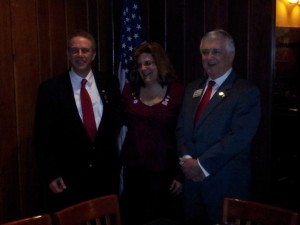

{"left": 67, "top": 36, "right": 96, "bottom": 77}
{"left": 200, "top": 35, "right": 235, "bottom": 79}
{"left": 137, "top": 53, "right": 159, "bottom": 85}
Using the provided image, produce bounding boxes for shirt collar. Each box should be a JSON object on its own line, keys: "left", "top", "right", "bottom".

{"left": 210, "top": 68, "right": 232, "bottom": 87}
{"left": 69, "top": 68, "right": 94, "bottom": 88}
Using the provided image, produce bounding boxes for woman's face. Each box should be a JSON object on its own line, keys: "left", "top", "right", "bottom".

{"left": 137, "top": 53, "right": 158, "bottom": 85}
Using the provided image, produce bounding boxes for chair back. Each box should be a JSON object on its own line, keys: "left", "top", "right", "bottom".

{"left": 223, "top": 197, "right": 299, "bottom": 225}
{"left": 0, "top": 214, "right": 52, "bottom": 225}
{"left": 53, "top": 194, "right": 121, "bottom": 225}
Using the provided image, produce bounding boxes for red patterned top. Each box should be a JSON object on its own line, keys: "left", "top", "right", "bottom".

{"left": 120, "top": 82, "right": 184, "bottom": 172}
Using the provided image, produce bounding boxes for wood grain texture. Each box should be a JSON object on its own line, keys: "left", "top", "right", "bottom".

{"left": 0, "top": 0, "right": 276, "bottom": 222}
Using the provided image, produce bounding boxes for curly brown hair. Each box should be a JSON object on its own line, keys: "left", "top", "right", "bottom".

{"left": 129, "top": 42, "right": 178, "bottom": 92}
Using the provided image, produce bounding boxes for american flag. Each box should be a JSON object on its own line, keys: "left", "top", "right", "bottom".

{"left": 118, "top": 0, "right": 145, "bottom": 91}
{"left": 117, "top": 0, "right": 145, "bottom": 193}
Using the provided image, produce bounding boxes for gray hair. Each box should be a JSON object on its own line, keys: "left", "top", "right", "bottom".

{"left": 200, "top": 29, "right": 235, "bottom": 54}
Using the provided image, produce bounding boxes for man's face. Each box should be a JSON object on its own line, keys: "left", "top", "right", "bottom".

{"left": 67, "top": 36, "right": 96, "bottom": 77}
{"left": 200, "top": 38, "right": 234, "bottom": 79}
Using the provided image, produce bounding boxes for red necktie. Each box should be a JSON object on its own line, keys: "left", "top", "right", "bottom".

{"left": 81, "top": 79, "right": 97, "bottom": 141}
{"left": 194, "top": 80, "right": 215, "bottom": 125}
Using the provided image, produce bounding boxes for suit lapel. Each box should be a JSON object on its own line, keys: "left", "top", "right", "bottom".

{"left": 191, "top": 79, "right": 207, "bottom": 120}
{"left": 194, "top": 72, "right": 237, "bottom": 127}
{"left": 61, "top": 71, "right": 81, "bottom": 117}
{"left": 93, "top": 71, "right": 111, "bottom": 131}
{"left": 93, "top": 71, "right": 109, "bottom": 106}
{"left": 61, "top": 71, "right": 91, "bottom": 137}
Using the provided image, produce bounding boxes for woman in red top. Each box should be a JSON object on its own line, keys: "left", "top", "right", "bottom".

{"left": 120, "top": 42, "right": 185, "bottom": 225}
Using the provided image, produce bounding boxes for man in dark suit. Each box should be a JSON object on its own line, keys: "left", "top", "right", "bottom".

{"left": 176, "top": 29, "right": 261, "bottom": 225}
{"left": 34, "top": 30, "right": 121, "bottom": 213}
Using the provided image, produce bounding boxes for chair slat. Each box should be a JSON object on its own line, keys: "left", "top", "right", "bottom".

{"left": 53, "top": 194, "right": 121, "bottom": 225}
{"left": 223, "top": 198, "right": 299, "bottom": 225}
{"left": 0, "top": 214, "right": 52, "bottom": 225}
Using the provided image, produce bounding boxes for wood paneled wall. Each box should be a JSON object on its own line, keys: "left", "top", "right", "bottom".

{"left": 0, "top": 0, "right": 114, "bottom": 222}
{"left": 0, "top": 0, "right": 274, "bottom": 222}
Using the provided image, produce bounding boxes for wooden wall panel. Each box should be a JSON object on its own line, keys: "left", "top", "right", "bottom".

{"left": 87, "top": 0, "right": 101, "bottom": 70}
{"left": 112, "top": 0, "right": 122, "bottom": 74}
{"left": 247, "top": 0, "right": 275, "bottom": 203}
{"left": 65, "top": 0, "right": 88, "bottom": 32}
{"left": 165, "top": 0, "right": 185, "bottom": 83}
{"left": 228, "top": 0, "right": 249, "bottom": 78}
{"left": 49, "top": 0, "right": 68, "bottom": 76}
{"left": 10, "top": 0, "right": 40, "bottom": 219}
{"left": 37, "top": 0, "right": 52, "bottom": 82}
{"left": 97, "top": 0, "right": 113, "bottom": 72}
{"left": 147, "top": 0, "right": 166, "bottom": 45}
{"left": 0, "top": 0, "right": 20, "bottom": 222}
{"left": 181, "top": 0, "right": 205, "bottom": 83}
{"left": 203, "top": 0, "right": 228, "bottom": 31}
{"left": 0, "top": 0, "right": 277, "bottom": 222}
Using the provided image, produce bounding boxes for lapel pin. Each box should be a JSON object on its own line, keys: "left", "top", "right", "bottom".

{"left": 193, "top": 89, "right": 203, "bottom": 98}
{"left": 218, "top": 92, "right": 225, "bottom": 98}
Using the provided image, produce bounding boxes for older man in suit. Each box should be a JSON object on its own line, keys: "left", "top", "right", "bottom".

{"left": 176, "top": 29, "right": 261, "bottom": 225}
{"left": 34, "top": 30, "right": 121, "bottom": 213}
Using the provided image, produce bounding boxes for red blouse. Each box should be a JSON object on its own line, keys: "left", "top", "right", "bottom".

{"left": 120, "top": 82, "right": 184, "bottom": 172}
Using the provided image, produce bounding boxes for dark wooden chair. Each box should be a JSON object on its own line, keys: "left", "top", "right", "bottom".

{"left": 53, "top": 194, "right": 121, "bottom": 225}
{"left": 0, "top": 214, "right": 52, "bottom": 225}
{"left": 222, "top": 197, "right": 299, "bottom": 225}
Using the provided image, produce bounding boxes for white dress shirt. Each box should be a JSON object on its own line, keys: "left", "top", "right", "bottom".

{"left": 69, "top": 68, "right": 103, "bottom": 128}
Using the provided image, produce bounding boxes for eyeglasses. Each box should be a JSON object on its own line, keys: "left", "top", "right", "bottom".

{"left": 68, "top": 47, "right": 92, "bottom": 55}
{"left": 138, "top": 60, "right": 155, "bottom": 68}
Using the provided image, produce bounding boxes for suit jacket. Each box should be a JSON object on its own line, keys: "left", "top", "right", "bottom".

{"left": 176, "top": 71, "right": 261, "bottom": 222}
{"left": 34, "top": 69, "right": 121, "bottom": 211}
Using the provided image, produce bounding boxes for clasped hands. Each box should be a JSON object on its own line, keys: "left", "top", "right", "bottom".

{"left": 179, "top": 157, "right": 205, "bottom": 182}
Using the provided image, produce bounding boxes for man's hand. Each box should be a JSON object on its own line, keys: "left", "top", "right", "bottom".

{"left": 49, "top": 177, "right": 67, "bottom": 193}
{"left": 179, "top": 157, "right": 205, "bottom": 182}
{"left": 169, "top": 179, "right": 182, "bottom": 196}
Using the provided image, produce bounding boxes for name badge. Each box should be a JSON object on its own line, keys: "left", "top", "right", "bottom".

{"left": 193, "top": 89, "right": 203, "bottom": 98}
